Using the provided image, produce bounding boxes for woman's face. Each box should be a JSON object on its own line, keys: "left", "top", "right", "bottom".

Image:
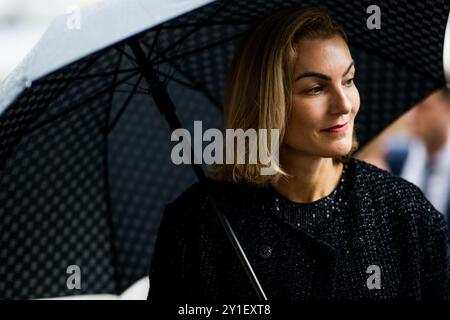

{"left": 283, "top": 35, "right": 360, "bottom": 158}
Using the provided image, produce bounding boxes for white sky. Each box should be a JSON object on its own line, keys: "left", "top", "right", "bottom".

{"left": 0, "top": 0, "right": 103, "bottom": 82}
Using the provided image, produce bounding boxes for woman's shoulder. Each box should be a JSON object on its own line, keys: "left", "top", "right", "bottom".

{"left": 350, "top": 157, "right": 445, "bottom": 226}
{"left": 350, "top": 157, "right": 423, "bottom": 196}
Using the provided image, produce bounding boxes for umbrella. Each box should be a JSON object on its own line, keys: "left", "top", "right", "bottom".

{"left": 0, "top": 0, "right": 449, "bottom": 299}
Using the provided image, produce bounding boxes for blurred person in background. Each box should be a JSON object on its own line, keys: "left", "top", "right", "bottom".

{"left": 354, "top": 133, "right": 390, "bottom": 171}
{"left": 385, "top": 88, "right": 450, "bottom": 224}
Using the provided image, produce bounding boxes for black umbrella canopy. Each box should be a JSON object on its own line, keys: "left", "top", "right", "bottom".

{"left": 0, "top": 0, "right": 448, "bottom": 299}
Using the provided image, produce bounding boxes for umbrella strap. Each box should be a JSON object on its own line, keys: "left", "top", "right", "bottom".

{"left": 128, "top": 39, "right": 268, "bottom": 301}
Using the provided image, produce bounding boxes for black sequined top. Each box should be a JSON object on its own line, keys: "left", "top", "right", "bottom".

{"left": 269, "top": 161, "right": 349, "bottom": 247}
{"left": 148, "top": 157, "right": 450, "bottom": 301}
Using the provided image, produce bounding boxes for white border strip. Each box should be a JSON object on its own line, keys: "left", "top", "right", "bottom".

{"left": 444, "top": 9, "right": 450, "bottom": 88}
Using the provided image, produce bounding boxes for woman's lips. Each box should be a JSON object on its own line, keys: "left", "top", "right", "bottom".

{"left": 321, "top": 122, "right": 348, "bottom": 133}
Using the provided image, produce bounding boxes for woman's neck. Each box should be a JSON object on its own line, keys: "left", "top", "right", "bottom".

{"left": 271, "top": 147, "right": 344, "bottom": 203}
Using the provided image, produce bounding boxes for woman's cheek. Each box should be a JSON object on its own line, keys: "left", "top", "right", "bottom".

{"left": 351, "top": 87, "right": 361, "bottom": 113}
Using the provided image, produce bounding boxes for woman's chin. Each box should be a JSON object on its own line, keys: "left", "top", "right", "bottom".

{"left": 322, "top": 145, "right": 352, "bottom": 158}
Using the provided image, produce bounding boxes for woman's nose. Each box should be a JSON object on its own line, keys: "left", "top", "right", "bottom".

{"left": 330, "top": 87, "right": 353, "bottom": 114}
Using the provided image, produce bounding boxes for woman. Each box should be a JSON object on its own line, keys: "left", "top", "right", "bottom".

{"left": 147, "top": 7, "right": 450, "bottom": 301}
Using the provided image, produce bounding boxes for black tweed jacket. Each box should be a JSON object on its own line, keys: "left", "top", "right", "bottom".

{"left": 147, "top": 157, "right": 450, "bottom": 301}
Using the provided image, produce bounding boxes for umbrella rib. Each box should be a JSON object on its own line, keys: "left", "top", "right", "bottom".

{"left": 17, "top": 51, "right": 109, "bottom": 119}
{"left": 165, "top": 60, "right": 222, "bottom": 110}
{"left": 114, "top": 89, "right": 148, "bottom": 95}
{"left": 153, "top": 0, "right": 233, "bottom": 59}
{"left": 154, "top": 68, "right": 221, "bottom": 109}
{"left": 107, "top": 73, "right": 144, "bottom": 134}
{"left": 162, "top": 36, "right": 186, "bottom": 85}
{"left": 146, "top": 28, "right": 162, "bottom": 60}
{"left": 146, "top": 29, "right": 162, "bottom": 80}
{"left": 34, "top": 67, "right": 139, "bottom": 84}
{"left": 154, "top": 54, "right": 222, "bottom": 110}
{"left": 25, "top": 71, "right": 140, "bottom": 134}
{"left": 149, "top": 33, "right": 244, "bottom": 65}
{"left": 114, "top": 46, "right": 139, "bottom": 66}
{"left": 121, "top": 80, "right": 148, "bottom": 92}
{"left": 141, "top": 40, "right": 225, "bottom": 110}
{"left": 155, "top": 70, "right": 193, "bottom": 89}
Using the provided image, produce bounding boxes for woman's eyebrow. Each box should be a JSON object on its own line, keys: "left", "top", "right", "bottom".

{"left": 342, "top": 60, "right": 355, "bottom": 77}
{"left": 295, "top": 60, "right": 355, "bottom": 81}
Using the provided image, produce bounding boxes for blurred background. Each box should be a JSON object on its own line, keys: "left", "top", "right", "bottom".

{"left": 355, "top": 88, "right": 450, "bottom": 221}
{"left": 0, "top": 0, "right": 101, "bottom": 82}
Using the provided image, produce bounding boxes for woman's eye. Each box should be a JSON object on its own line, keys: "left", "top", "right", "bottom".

{"left": 305, "top": 86, "right": 323, "bottom": 95}
{"left": 344, "top": 78, "right": 354, "bottom": 87}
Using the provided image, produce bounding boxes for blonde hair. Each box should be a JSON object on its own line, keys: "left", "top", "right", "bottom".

{"left": 208, "top": 7, "right": 359, "bottom": 186}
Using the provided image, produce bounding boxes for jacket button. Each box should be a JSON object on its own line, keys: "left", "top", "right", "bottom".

{"left": 259, "top": 245, "right": 273, "bottom": 258}
{"left": 353, "top": 237, "right": 364, "bottom": 249}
